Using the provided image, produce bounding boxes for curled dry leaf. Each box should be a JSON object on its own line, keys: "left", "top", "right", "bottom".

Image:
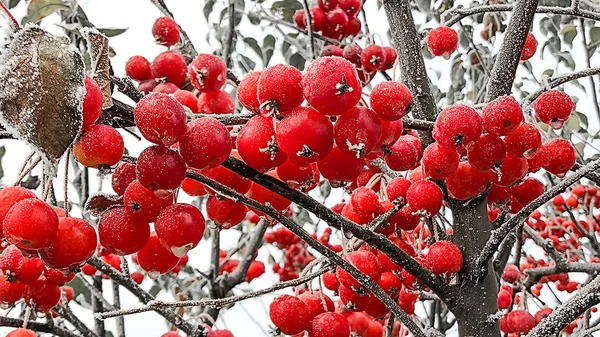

{"left": 84, "top": 192, "right": 124, "bottom": 217}
{"left": 82, "top": 27, "right": 113, "bottom": 109}
{"left": 0, "top": 24, "right": 85, "bottom": 176}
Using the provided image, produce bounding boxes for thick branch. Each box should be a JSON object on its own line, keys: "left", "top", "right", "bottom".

{"left": 477, "top": 158, "right": 600, "bottom": 271}
{"left": 0, "top": 316, "right": 77, "bottom": 337}
{"left": 444, "top": 4, "right": 600, "bottom": 27}
{"left": 225, "top": 220, "right": 269, "bottom": 287}
{"left": 220, "top": 157, "right": 457, "bottom": 303}
{"left": 384, "top": 0, "right": 437, "bottom": 145}
{"left": 484, "top": 0, "right": 539, "bottom": 102}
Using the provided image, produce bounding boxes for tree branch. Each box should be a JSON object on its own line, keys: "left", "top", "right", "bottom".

{"left": 222, "top": 0, "right": 236, "bottom": 68}
{"left": 383, "top": 0, "right": 437, "bottom": 145}
{"left": 524, "top": 67, "right": 600, "bottom": 103}
{"left": 484, "top": 0, "right": 539, "bottom": 102}
{"left": 0, "top": 316, "right": 77, "bottom": 337}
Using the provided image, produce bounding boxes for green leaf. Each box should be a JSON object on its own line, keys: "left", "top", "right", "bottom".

{"left": 203, "top": 0, "right": 216, "bottom": 21}
{"left": 238, "top": 54, "right": 257, "bottom": 72}
{"left": 589, "top": 27, "right": 600, "bottom": 54}
{"left": 282, "top": 40, "right": 292, "bottom": 57}
{"left": 96, "top": 28, "right": 128, "bottom": 37}
{"left": 8, "top": 0, "right": 21, "bottom": 9}
{"left": 541, "top": 69, "right": 554, "bottom": 78}
{"left": 561, "top": 24, "right": 577, "bottom": 46}
{"left": 319, "top": 180, "right": 331, "bottom": 199}
{"left": 566, "top": 112, "right": 580, "bottom": 130}
{"left": 149, "top": 284, "right": 162, "bottom": 297}
{"left": 22, "top": 0, "right": 68, "bottom": 24}
{"left": 248, "top": 12, "right": 261, "bottom": 25}
{"left": 576, "top": 111, "right": 589, "bottom": 129}
{"left": 272, "top": 0, "right": 303, "bottom": 22}
{"left": 289, "top": 52, "right": 306, "bottom": 70}
{"left": 263, "top": 34, "right": 276, "bottom": 66}
{"left": 68, "top": 277, "right": 92, "bottom": 309}
{"left": 243, "top": 37, "right": 262, "bottom": 62}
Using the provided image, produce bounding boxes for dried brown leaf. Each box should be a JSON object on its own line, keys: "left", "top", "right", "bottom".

{"left": 82, "top": 28, "right": 113, "bottom": 109}
{"left": 84, "top": 192, "right": 124, "bottom": 217}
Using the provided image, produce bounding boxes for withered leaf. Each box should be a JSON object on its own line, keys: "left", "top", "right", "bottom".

{"left": 81, "top": 28, "right": 113, "bottom": 109}
{"left": 0, "top": 25, "right": 85, "bottom": 176}
{"left": 84, "top": 192, "right": 123, "bottom": 217}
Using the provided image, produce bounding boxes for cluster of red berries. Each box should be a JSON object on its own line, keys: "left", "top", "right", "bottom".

{"left": 0, "top": 186, "right": 95, "bottom": 312}
{"left": 293, "top": 0, "right": 362, "bottom": 40}
{"left": 219, "top": 249, "right": 265, "bottom": 283}
{"left": 319, "top": 43, "right": 397, "bottom": 85}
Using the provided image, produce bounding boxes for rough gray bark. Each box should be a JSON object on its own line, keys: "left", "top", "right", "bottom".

{"left": 383, "top": 0, "right": 437, "bottom": 145}
{"left": 484, "top": 0, "right": 540, "bottom": 101}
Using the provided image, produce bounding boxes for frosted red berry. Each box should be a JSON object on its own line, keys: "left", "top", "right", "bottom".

{"left": 427, "top": 26, "right": 458, "bottom": 58}
{"left": 336, "top": 251, "right": 381, "bottom": 289}
{"left": 269, "top": 295, "right": 311, "bottom": 335}
{"left": 370, "top": 81, "right": 412, "bottom": 121}
{"left": 482, "top": 96, "right": 524, "bottom": 136}
{"left": 73, "top": 124, "right": 124, "bottom": 168}
{"left": 543, "top": 139, "right": 576, "bottom": 176}
{"left": 82, "top": 76, "right": 103, "bottom": 129}
{"left": 521, "top": 32, "right": 537, "bottom": 61}
{"left": 112, "top": 162, "right": 137, "bottom": 196}
{"left": 386, "top": 177, "right": 411, "bottom": 202}
{"left": 206, "top": 196, "right": 247, "bottom": 229}
{"left": 153, "top": 82, "right": 179, "bottom": 94}
{"left": 326, "top": 8, "right": 349, "bottom": 33}
{"left": 3, "top": 199, "right": 58, "bottom": 250}
{"left": 339, "top": 0, "right": 361, "bottom": 16}
{"left": 446, "top": 162, "right": 489, "bottom": 200}
{"left": 155, "top": 204, "right": 205, "bottom": 257}
{"left": 124, "top": 180, "right": 174, "bottom": 223}
{"left": 308, "top": 312, "right": 351, "bottom": 337}
{"left": 342, "top": 17, "right": 361, "bottom": 36}
{"left": 6, "top": 329, "right": 36, "bottom": 337}
{"left": 39, "top": 217, "right": 97, "bottom": 271}
{"left": 406, "top": 180, "right": 443, "bottom": 215}
{"left": 179, "top": 117, "right": 233, "bottom": 170}
{"left": 136, "top": 145, "right": 186, "bottom": 191}
{"left": 24, "top": 278, "right": 60, "bottom": 312}
{"left": 351, "top": 187, "right": 379, "bottom": 215}
{"left": 133, "top": 92, "right": 187, "bottom": 146}
{"left": 126, "top": 55, "right": 152, "bottom": 81}
{"left": 334, "top": 106, "right": 382, "bottom": 158}
{"left": 489, "top": 155, "right": 528, "bottom": 187}
{"left": 317, "top": 146, "right": 364, "bottom": 187}
{"left": 173, "top": 89, "right": 198, "bottom": 113}
{"left": 504, "top": 123, "right": 542, "bottom": 158}
{"left": 384, "top": 135, "right": 421, "bottom": 171}
{"left": 237, "top": 115, "right": 287, "bottom": 173}
{"left": 427, "top": 240, "right": 463, "bottom": 275}
{"left": 137, "top": 233, "right": 180, "bottom": 276}
{"left": 276, "top": 106, "right": 334, "bottom": 167}
{"left": 467, "top": 133, "right": 507, "bottom": 171}
{"left": 237, "top": 71, "right": 262, "bottom": 114}
{"left": 151, "top": 51, "right": 187, "bottom": 86}
{"left": 152, "top": 17, "right": 180, "bottom": 47}
{"left": 98, "top": 207, "right": 150, "bottom": 255}
{"left": 433, "top": 105, "right": 482, "bottom": 150}
{"left": 533, "top": 90, "right": 574, "bottom": 129}
{"left": 361, "top": 45, "right": 386, "bottom": 71}
{"left": 422, "top": 143, "right": 459, "bottom": 180}
{"left": 276, "top": 161, "right": 319, "bottom": 191}
{"left": 0, "top": 187, "right": 37, "bottom": 237}
{"left": 188, "top": 54, "right": 227, "bottom": 92}
{"left": 298, "top": 290, "right": 335, "bottom": 319}
{"left": 0, "top": 271, "right": 26, "bottom": 304}
{"left": 321, "top": 45, "right": 344, "bottom": 57}
{"left": 303, "top": 57, "right": 362, "bottom": 116}
{"left": 382, "top": 46, "right": 397, "bottom": 69}
{"left": 257, "top": 65, "right": 304, "bottom": 115}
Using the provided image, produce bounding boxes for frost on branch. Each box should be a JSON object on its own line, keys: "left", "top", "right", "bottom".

{"left": 0, "top": 25, "right": 85, "bottom": 176}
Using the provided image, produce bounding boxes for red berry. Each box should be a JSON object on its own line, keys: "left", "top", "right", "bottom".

{"left": 497, "top": 289, "right": 512, "bottom": 309}
{"left": 446, "top": 162, "right": 489, "bottom": 200}
{"left": 482, "top": 96, "right": 524, "bottom": 136}
{"left": 136, "top": 145, "right": 186, "bottom": 190}
{"left": 342, "top": 17, "right": 361, "bottom": 36}
{"left": 427, "top": 240, "right": 463, "bottom": 275}
{"left": 133, "top": 93, "right": 187, "bottom": 146}
{"left": 0, "top": 187, "right": 37, "bottom": 238}
{"left": 339, "top": 284, "right": 371, "bottom": 311}
{"left": 181, "top": 170, "right": 208, "bottom": 196}
{"left": 427, "top": 26, "right": 458, "bottom": 58}
{"left": 138, "top": 79, "right": 158, "bottom": 93}
{"left": 334, "top": 107, "right": 382, "bottom": 158}
{"left": 321, "top": 45, "right": 344, "bottom": 57}
{"left": 188, "top": 54, "right": 227, "bottom": 93}
{"left": 384, "top": 135, "right": 421, "bottom": 171}
{"left": 137, "top": 233, "right": 180, "bottom": 276}
{"left": 303, "top": 57, "right": 362, "bottom": 116}
{"left": 298, "top": 291, "right": 335, "bottom": 319}
{"left": 173, "top": 89, "right": 198, "bottom": 113}
{"left": 98, "top": 207, "right": 150, "bottom": 255}
{"left": 361, "top": 45, "right": 387, "bottom": 71}
{"left": 351, "top": 187, "right": 379, "bottom": 215}
{"left": 237, "top": 115, "right": 287, "bottom": 172}
{"left": 504, "top": 123, "right": 542, "bottom": 158}
{"left": 152, "top": 17, "right": 180, "bottom": 47}
{"left": 269, "top": 295, "right": 311, "bottom": 335}
{"left": 73, "top": 124, "right": 124, "bottom": 168}
{"left": 543, "top": 139, "right": 576, "bottom": 176}
{"left": 155, "top": 203, "right": 205, "bottom": 257}
{"left": 206, "top": 196, "right": 247, "bottom": 229}
{"left": 336, "top": 251, "right": 381, "bottom": 289}
{"left": 4, "top": 199, "right": 58, "bottom": 250}
{"left": 422, "top": 143, "right": 460, "bottom": 180}
{"left": 124, "top": 180, "right": 174, "bottom": 223}
{"left": 247, "top": 173, "right": 292, "bottom": 213}
{"left": 489, "top": 155, "right": 528, "bottom": 187}
{"left": 386, "top": 177, "right": 411, "bottom": 202}
{"left": 467, "top": 133, "right": 507, "bottom": 171}
{"left": 343, "top": 43, "right": 362, "bottom": 65}
{"left": 370, "top": 81, "right": 412, "bottom": 121}
{"left": 342, "top": 202, "right": 375, "bottom": 225}
{"left": 6, "top": 329, "right": 36, "bottom": 337}
{"left": 521, "top": 33, "right": 537, "bottom": 61}
{"left": 0, "top": 271, "right": 26, "bottom": 304}
{"left": 276, "top": 106, "right": 334, "bottom": 167}
{"left": 511, "top": 177, "right": 544, "bottom": 206}
{"left": 505, "top": 310, "right": 536, "bottom": 333}
{"left": 151, "top": 51, "right": 187, "bottom": 86}
{"left": 197, "top": 90, "right": 235, "bottom": 114}
{"left": 533, "top": 90, "right": 574, "bottom": 129}
{"left": 39, "top": 217, "right": 97, "bottom": 271}
{"left": 203, "top": 159, "right": 252, "bottom": 195}
{"left": 214, "top": 330, "right": 234, "bottom": 337}
{"left": 112, "top": 162, "right": 136, "bottom": 196}
{"left": 237, "top": 71, "right": 262, "bottom": 114}
{"left": 131, "top": 271, "right": 144, "bottom": 284}
{"left": 153, "top": 82, "right": 179, "bottom": 94}
{"left": 126, "top": 55, "right": 152, "bottom": 81}
{"left": 82, "top": 76, "right": 103, "bottom": 129}
{"left": 317, "top": 146, "right": 364, "bottom": 187}
{"left": 433, "top": 105, "right": 482, "bottom": 150}
{"left": 502, "top": 264, "right": 521, "bottom": 283}
{"left": 257, "top": 65, "right": 304, "bottom": 115}
{"left": 179, "top": 117, "right": 233, "bottom": 169}
{"left": 379, "top": 120, "right": 404, "bottom": 148}
{"left": 276, "top": 161, "right": 319, "bottom": 191}
{"left": 323, "top": 272, "right": 340, "bottom": 291}
{"left": 309, "top": 8, "right": 327, "bottom": 31}
{"left": 338, "top": 0, "right": 361, "bottom": 16}
{"left": 326, "top": 8, "right": 349, "bottom": 33}
{"left": 406, "top": 180, "right": 443, "bottom": 215}
{"left": 308, "top": 312, "right": 351, "bottom": 337}
{"left": 24, "top": 278, "right": 60, "bottom": 312}
{"left": 382, "top": 46, "right": 397, "bottom": 69}
{"left": 293, "top": 10, "right": 307, "bottom": 30}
